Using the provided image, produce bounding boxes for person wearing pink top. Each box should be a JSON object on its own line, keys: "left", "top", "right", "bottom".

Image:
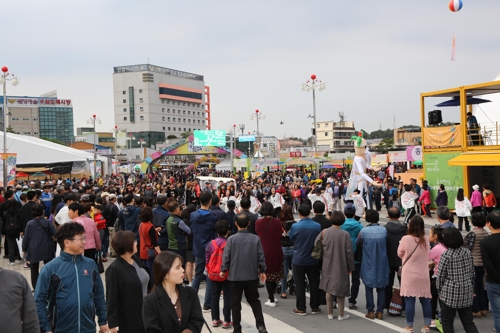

{"left": 68, "top": 202, "right": 101, "bottom": 263}
{"left": 398, "top": 215, "right": 432, "bottom": 333}
{"left": 470, "top": 185, "right": 483, "bottom": 214}
{"left": 428, "top": 226, "right": 446, "bottom": 328}
{"left": 418, "top": 185, "right": 432, "bottom": 218}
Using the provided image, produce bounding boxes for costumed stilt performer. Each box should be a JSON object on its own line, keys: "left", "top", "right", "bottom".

{"left": 346, "top": 132, "right": 381, "bottom": 208}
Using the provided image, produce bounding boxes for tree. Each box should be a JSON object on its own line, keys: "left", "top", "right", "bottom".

{"left": 369, "top": 128, "right": 393, "bottom": 139}
{"left": 360, "top": 129, "right": 370, "bottom": 139}
{"left": 181, "top": 131, "right": 192, "bottom": 138}
{"left": 6, "top": 126, "right": 15, "bottom": 134}
{"left": 373, "top": 137, "right": 395, "bottom": 153}
{"left": 167, "top": 135, "right": 177, "bottom": 139}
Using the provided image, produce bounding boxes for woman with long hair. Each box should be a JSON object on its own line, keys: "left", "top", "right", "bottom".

{"left": 455, "top": 188, "right": 472, "bottom": 232}
{"left": 398, "top": 215, "right": 432, "bottom": 333}
{"left": 267, "top": 187, "right": 284, "bottom": 218}
{"left": 278, "top": 204, "right": 295, "bottom": 299}
{"left": 143, "top": 252, "right": 204, "bottom": 333}
{"left": 292, "top": 184, "right": 301, "bottom": 214}
{"left": 256, "top": 202, "right": 284, "bottom": 307}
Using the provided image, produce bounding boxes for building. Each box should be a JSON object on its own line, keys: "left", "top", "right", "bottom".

{"left": 316, "top": 120, "right": 356, "bottom": 153}
{"left": 260, "top": 136, "right": 279, "bottom": 157}
{"left": 393, "top": 127, "right": 421, "bottom": 147}
{"left": 74, "top": 132, "right": 116, "bottom": 152}
{"left": 77, "top": 127, "right": 94, "bottom": 135}
{"left": 113, "top": 64, "right": 210, "bottom": 149}
{"left": 0, "top": 95, "right": 74, "bottom": 144}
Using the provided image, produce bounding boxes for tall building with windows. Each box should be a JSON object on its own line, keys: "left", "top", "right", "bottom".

{"left": 113, "top": 64, "right": 210, "bottom": 149}
{"left": 0, "top": 95, "right": 74, "bottom": 144}
{"left": 316, "top": 120, "right": 356, "bottom": 153}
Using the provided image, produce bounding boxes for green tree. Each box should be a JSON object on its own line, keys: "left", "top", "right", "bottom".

{"left": 373, "top": 137, "right": 395, "bottom": 153}
{"left": 369, "top": 128, "right": 393, "bottom": 139}
{"left": 360, "top": 129, "right": 370, "bottom": 139}
{"left": 181, "top": 131, "right": 193, "bottom": 138}
{"left": 6, "top": 126, "right": 15, "bottom": 133}
{"left": 167, "top": 135, "right": 177, "bottom": 139}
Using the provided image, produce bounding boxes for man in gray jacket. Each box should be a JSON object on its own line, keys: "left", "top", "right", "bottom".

{"left": 220, "top": 214, "right": 267, "bottom": 333}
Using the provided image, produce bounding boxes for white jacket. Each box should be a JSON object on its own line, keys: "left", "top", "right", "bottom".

{"left": 455, "top": 197, "right": 472, "bottom": 217}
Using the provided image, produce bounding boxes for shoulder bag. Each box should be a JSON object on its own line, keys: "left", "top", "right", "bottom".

{"left": 311, "top": 229, "right": 326, "bottom": 260}
{"left": 397, "top": 241, "right": 419, "bottom": 277}
{"left": 35, "top": 218, "right": 57, "bottom": 242}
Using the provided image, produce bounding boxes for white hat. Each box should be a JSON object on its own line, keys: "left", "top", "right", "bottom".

{"left": 473, "top": 184, "right": 479, "bottom": 190}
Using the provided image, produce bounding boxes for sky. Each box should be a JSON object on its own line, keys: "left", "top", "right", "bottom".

{"left": 2, "top": 0, "right": 500, "bottom": 140}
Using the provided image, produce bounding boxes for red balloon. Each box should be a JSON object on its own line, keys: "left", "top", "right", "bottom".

{"left": 311, "top": 74, "right": 316, "bottom": 80}
{"left": 1, "top": 66, "right": 8, "bottom": 73}
{"left": 255, "top": 109, "right": 259, "bottom": 113}
{"left": 92, "top": 114, "right": 96, "bottom": 118}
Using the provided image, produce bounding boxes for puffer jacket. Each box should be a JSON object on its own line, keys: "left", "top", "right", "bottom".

{"left": 35, "top": 251, "right": 107, "bottom": 333}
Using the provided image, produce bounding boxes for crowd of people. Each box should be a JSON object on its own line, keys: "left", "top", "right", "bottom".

{"left": 0, "top": 168, "right": 499, "bottom": 333}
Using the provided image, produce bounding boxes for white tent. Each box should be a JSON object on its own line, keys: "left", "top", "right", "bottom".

{"left": 0, "top": 132, "right": 110, "bottom": 173}
{"left": 215, "top": 158, "right": 233, "bottom": 171}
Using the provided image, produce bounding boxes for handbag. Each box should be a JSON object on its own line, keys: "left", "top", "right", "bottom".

{"left": 397, "top": 242, "right": 419, "bottom": 277}
{"left": 388, "top": 287, "right": 403, "bottom": 316}
{"left": 311, "top": 230, "right": 325, "bottom": 260}
{"left": 96, "top": 251, "right": 105, "bottom": 274}
{"left": 354, "top": 241, "right": 363, "bottom": 262}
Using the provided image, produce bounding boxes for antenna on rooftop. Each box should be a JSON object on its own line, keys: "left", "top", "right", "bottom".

{"left": 393, "top": 114, "right": 396, "bottom": 129}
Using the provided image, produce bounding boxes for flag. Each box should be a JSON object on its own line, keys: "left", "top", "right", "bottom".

{"left": 451, "top": 33, "right": 456, "bottom": 61}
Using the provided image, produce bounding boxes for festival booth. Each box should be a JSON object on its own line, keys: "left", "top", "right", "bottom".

{"left": 420, "top": 77, "right": 500, "bottom": 208}
{"left": 0, "top": 132, "right": 110, "bottom": 180}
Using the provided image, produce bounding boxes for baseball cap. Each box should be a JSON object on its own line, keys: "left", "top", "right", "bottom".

{"left": 344, "top": 203, "right": 356, "bottom": 214}
{"left": 100, "top": 192, "right": 110, "bottom": 198}
{"left": 109, "top": 194, "right": 117, "bottom": 199}
{"left": 473, "top": 184, "right": 479, "bottom": 190}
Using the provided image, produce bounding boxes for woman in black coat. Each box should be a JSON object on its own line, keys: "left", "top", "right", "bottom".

{"left": 142, "top": 251, "right": 204, "bottom": 333}
{"left": 106, "top": 231, "right": 152, "bottom": 333}
{"left": 21, "top": 204, "right": 56, "bottom": 290}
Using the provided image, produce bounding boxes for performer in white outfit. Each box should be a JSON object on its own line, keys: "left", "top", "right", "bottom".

{"left": 267, "top": 187, "right": 284, "bottom": 218}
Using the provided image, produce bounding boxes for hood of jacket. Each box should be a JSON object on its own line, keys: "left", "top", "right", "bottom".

{"left": 123, "top": 205, "right": 140, "bottom": 217}
{"left": 385, "top": 220, "right": 407, "bottom": 236}
{"left": 342, "top": 218, "right": 362, "bottom": 232}
{"left": 484, "top": 189, "right": 492, "bottom": 195}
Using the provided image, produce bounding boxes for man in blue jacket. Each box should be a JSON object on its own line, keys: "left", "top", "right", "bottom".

{"left": 191, "top": 191, "right": 218, "bottom": 312}
{"left": 153, "top": 195, "right": 170, "bottom": 251}
{"left": 35, "top": 222, "right": 108, "bottom": 333}
{"left": 118, "top": 194, "right": 141, "bottom": 238}
{"left": 289, "top": 204, "right": 322, "bottom": 316}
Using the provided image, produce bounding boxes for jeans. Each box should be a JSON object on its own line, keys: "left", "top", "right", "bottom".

{"left": 141, "top": 258, "right": 155, "bottom": 284}
{"left": 230, "top": 280, "right": 265, "bottom": 332}
{"left": 101, "top": 228, "right": 109, "bottom": 258}
{"left": 486, "top": 282, "right": 500, "bottom": 333}
{"left": 293, "top": 264, "right": 320, "bottom": 311}
{"left": 192, "top": 256, "right": 212, "bottom": 307}
{"left": 405, "top": 296, "right": 431, "bottom": 327}
{"left": 472, "top": 266, "right": 488, "bottom": 313}
{"left": 439, "top": 301, "right": 478, "bottom": 333}
{"left": 385, "top": 266, "right": 405, "bottom": 310}
{"left": 281, "top": 247, "right": 294, "bottom": 293}
{"left": 365, "top": 286, "right": 385, "bottom": 313}
{"left": 348, "top": 263, "right": 361, "bottom": 304}
{"left": 211, "top": 280, "right": 231, "bottom": 322}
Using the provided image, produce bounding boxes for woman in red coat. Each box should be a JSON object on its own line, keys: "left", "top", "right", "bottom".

{"left": 256, "top": 202, "right": 284, "bottom": 307}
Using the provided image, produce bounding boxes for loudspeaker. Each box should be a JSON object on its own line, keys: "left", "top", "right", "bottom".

{"left": 428, "top": 110, "right": 442, "bottom": 125}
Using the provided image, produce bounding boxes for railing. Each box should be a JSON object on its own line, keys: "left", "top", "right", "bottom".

{"left": 466, "top": 122, "right": 500, "bottom": 147}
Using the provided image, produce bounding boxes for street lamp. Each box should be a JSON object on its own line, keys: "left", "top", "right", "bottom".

{"left": 301, "top": 74, "right": 326, "bottom": 178}
{"left": 137, "top": 137, "right": 147, "bottom": 161}
{"left": 0, "top": 66, "right": 20, "bottom": 188}
{"left": 111, "top": 125, "right": 119, "bottom": 175}
{"left": 87, "top": 114, "right": 101, "bottom": 180}
{"left": 229, "top": 124, "right": 236, "bottom": 171}
{"left": 238, "top": 124, "right": 245, "bottom": 136}
{"left": 250, "top": 109, "right": 265, "bottom": 158}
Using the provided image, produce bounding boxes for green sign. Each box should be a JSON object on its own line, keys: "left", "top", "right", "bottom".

{"left": 193, "top": 130, "right": 226, "bottom": 146}
{"left": 424, "top": 152, "right": 463, "bottom": 209}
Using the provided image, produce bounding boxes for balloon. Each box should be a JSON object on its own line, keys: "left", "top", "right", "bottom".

{"left": 280, "top": 121, "right": 284, "bottom": 125}
{"left": 448, "top": 0, "right": 463, "bottom": 12}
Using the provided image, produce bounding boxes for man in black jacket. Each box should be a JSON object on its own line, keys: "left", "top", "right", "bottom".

{"left": 384, "top": 207, "right": 408, "bottom": 312}
{"left": 210, "top": 196, "right": 227, "bottom": 223}
{"left": 238, "top": 197, "right": 257, "bottom": 234}
{"left": 311, "top": 201, "right": 332, "bottom": 230}
{"left": 20, "top": 191, "right": 37, "bottom": 232}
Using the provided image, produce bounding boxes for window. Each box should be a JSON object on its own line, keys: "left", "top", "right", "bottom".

{"left": 123, "top": 108, "right": 127, "bottom": 112}
{"left": 317, "top": 124, "right": 320, "bottom": 128}
{"left": 139, "top": 98, "right": 143, "bottom": 103}
{"left": 33, "top": 118, "right": 39, "bottom": 121}
{"left": 162, "top": 117, "right": 165, "bottom": 121}
{"left": 184, "top": 128, "right": 186, "bottom": 131}
{"left": 183, "top": 110, "right": 185, "bottom": 115}
{"left": 177, "top": 101, "right": 180, "bottom": 105}
{"left": 24, "top": 132, "right": 31, "bottom": 135}
{"left": 167, "top": 109, "right": 170, "bottom": 113}
{"left": 325, "top": 132, "right": 328, "bottom": 136}
{"left": 178, "top": 118, "right": 181, "bottom": 122}
{"left": 140, "top": 116, "right": 144, "bottom": 120}
{"left": 167, "top": 100, "right": 170, "bottom": 104}
{"left": 325, "top": 123, "right": 329, "bottom": 127}
{"left": 188, "top": 111, "right": 191, "bottom": 115}
{"left": 197, "top": 120, "right": 200, "bottom": 124}
{"left": 183, "top": 102, "right": 185, "bottom": 106}
{"left": 11, "top": 117, "right": 19, "bottom": 121}
{"left": 124, "top": 117, "right": 127, "bottom": 121}
{"left": 162, "top": 108, "right": 165, "bottom": 112}
{"left": 197, "top": 112, "right": 200, "bottom": 116}
{"left": 139, "top": 107, "right": 144, "bottom": 111}
{"left": 188, "top": 119, "right": 191, "bottom": 123}
{"left": 168, "top": 117, "right": 171, "bottom": 121}
{"left": 34, "top": 132, "right": 39, "bottom": 135}
{"left": 177, "top": 110, "right": 180, "bottom": 114}
{"left": 183, "top": 119, "right": 186, "bottom": 123}
{"left": 173, "top": 127, "right": 176, "bottom": 131}
{"left": 22, "top": 118, "right": 30, "bottom": 121}
{"left": 173, "top": 118, "right": 176, "bottom": 122}
{"left": 188, "top": 128, "right": 191, "bottom": 131}
{"left": 123, "top": 99, "right": 126, "bottom": 103}
{"left": 162, "top": 127, "right": 165, "bottom": 130}
{"left": 168, "top": 127, "right": 171, "bottom": 131}
{"left": 188, "top": 103, "right": 191, "bottom": 107}
{"left": 122, "top": 91, "right": 126, "bottom": 94}
{"left": 202, "top": 120, "right": 205, "bottom": 124}
{"left": 139, "top": 89, "right": 143, "bottom": 93}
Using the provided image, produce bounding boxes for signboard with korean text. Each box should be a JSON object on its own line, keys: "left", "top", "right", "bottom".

{"left": 406, "top": 146, "right": 423, "bottom": 161}
{"left": 7, "top": 98, "right": 72, "bottom": 106}
{"left": 424, "top": 152, "right": 463, "bottom": 209}
{"left": 238, "top": 135, "right": 255, "bottom": 142}
{"left": 388, "top": 151, "right": 407, "bottom": 163}
{"left": 193, "top": 130, "right": 226, "bottom": 147}
{"left": 0, "top": 153, "right": 17, "bottom": 188}
{"left": 290, "top": 151, "right": 302, "bottom": 158}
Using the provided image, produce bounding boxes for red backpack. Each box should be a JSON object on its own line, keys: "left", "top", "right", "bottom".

{"left": 206, "top": 240, "right": 227, "bottom": 282}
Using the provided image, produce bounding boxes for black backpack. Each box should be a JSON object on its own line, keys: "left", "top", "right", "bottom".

{"left": 3, "top": 212, "right": 21, "bottom": 236}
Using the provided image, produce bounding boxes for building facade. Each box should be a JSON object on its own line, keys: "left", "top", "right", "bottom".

{"left": 316, "top": 120, "right": 356, "bottom": 153}
{"left": 113, "top": 64, "right": 210, "bottom": 149}
{"left": 394, "top": 127, "right": 422, "bottom": 147}
{"left": 0, "top": 96, "right": 74, "bottom": 144}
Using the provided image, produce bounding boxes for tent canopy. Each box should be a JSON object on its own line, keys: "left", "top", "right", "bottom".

{"left": 448, "top": 153, "right": 500, "bottom": 166}
{"left": 0, "top": 132, "right": 110, "bottom": 170}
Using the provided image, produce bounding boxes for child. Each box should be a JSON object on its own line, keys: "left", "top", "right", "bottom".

{"left": 205, "top": 220, "right": 232, "bottom": 329}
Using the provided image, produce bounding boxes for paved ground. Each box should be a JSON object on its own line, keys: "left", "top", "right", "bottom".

{"left": 0, "top": 213, "right": 495, "bottom": 332}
